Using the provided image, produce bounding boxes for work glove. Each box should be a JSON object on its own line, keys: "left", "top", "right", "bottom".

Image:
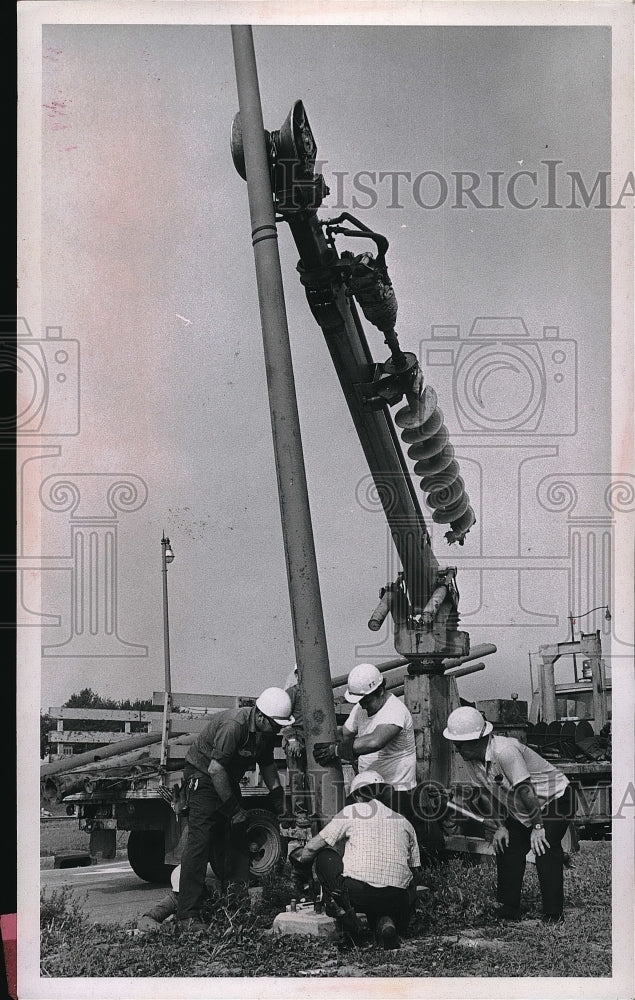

{"left": 268, "top": 785, "right": 286, "bottom": 817}
{"left": 230, "top": 806, "right": 250, "bottom": 833}
{"left": 313, "top": 741, "right": 341, "bottom": 765}
{"left": 282, "top": 734, "right": 304, "bottom": 759}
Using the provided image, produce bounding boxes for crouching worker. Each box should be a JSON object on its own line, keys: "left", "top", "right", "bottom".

{"left": 291, "top": 770, "right": 424, "bottom": 949}
{"left": 137, "top": 863, "right": 216, "bottom": 932}
{"left": 443, "top": 706, "right": 576, "bottom": 924}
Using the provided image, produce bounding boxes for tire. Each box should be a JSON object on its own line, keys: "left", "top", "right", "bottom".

{"left": 203, "top": 808, "right": 287, "bottom": 884}
{"left": 127, "top": 829, "right": 175, "bottom": 884}
{"left": 245, "top": 808, "right": 287, "bottom": 883}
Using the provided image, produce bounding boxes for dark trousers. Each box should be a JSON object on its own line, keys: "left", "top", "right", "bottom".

{"left": 176, "top": 770, "right": 250, "bottom": 921}
{"left": 314, "top": 847, "right": 415, "bottom": 933}
{"left": 496, "top": 785, "right": 576, "bottom": 916}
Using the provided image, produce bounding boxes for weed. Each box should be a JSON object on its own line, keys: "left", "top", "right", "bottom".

{"left": 39, "top": 841, "right": 611, "bottom": 978}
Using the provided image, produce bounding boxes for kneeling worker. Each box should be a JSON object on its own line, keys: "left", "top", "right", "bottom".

{"left": 292, "top": 770, "right": 423, "bottom": 948}
{"left": 443, "top": 706, "right": 576, "bottom": 923}
{"left": 176, "top": 686, "right": 294, "bottom": 931}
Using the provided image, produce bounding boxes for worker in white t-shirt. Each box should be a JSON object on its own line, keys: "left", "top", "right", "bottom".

{"left": 314, "top": 664, "right": 417, "bottom": 816}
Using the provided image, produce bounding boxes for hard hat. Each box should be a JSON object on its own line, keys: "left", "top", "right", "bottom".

{"left": 256, "top": 687, "right": 295, "bottom": 725}
{"left": 345, "top": 663, "right": 383, "bottom": 703}
{"left": 172, "top": 862, "right": 215, "bottom": 893}
{"left": 170, "top": 864, "right": 181, "bottom": 892}
{"left": 442, "top": 706, "right": 493, "bottom": 741}
{"left": 349, "top": 769, "right": 387, "bottom": 795}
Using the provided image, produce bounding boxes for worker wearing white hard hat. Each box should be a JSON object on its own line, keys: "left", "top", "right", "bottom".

{"left": 137, "top": 863, "right": 216, "bottom": 933}
{"left": 175, "top": 686, "right": 294, "bottom": 931}
{"left": 314, "top": 663, "right": 417, "bottom": 805}
{"left": 443, "top": 705, "right": 575, "bottom": 923}
{"left": 292, "top": 768, "right": 424, "bottom": 949}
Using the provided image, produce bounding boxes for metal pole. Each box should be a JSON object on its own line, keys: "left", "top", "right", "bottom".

{"left": 231, "top": 25, "right": 343, "bottom": 824}
{"left": 569, "top": 613, "right": 579, "bottom": 683}
{"left": 160, "top": 534, "right": 173, "bottom": 770}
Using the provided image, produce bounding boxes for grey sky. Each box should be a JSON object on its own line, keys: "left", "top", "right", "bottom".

{"left": 33, "top": 21, "right": 621, "bottom": 712}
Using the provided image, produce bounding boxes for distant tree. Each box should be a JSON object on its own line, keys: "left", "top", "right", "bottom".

{"left": 60, "top": 690, "right": 159, "bottom": 733}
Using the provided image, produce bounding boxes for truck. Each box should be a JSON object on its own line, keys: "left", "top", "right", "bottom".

{"left": 525, "top": 629, "right": 612, "bottom": 839}
{"left": 41, "top": 94, "right": 582, "bottom": 882}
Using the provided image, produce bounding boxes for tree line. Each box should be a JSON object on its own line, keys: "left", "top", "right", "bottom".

{"left": 40, "top": 688, "right": 158, "bottom": 758}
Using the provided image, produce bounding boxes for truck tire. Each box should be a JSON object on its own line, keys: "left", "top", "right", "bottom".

{"left": 245, "top": 808, "right": 287, "bottom": 882}
{"left": 127, "top": 830, "right": 175, "bottom": 885}
{"left": 207, "top": 808, "right": 286, "bottom": 884}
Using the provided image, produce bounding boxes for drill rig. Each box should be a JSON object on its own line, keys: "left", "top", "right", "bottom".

{"left": 231, "top": 99, "right": 487, "bottom": 798}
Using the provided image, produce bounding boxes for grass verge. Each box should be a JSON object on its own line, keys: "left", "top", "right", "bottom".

{"left": 40, "top": 841, "right": 610, "bottom": 979}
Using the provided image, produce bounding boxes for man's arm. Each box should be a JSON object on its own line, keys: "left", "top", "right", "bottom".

{"left": 208, "top": 759, "right": 243, "bottom": 816}
{"left": 352, "top": 723, "right": 401, "bottom": 755}
{"left": 513, "top": 779, "right": 550, "bottom": 855}
{"left": 259, "top": 761, "right": 282, "bottom": 793}
{"left": 259, "top": 761, "right": 286, "bottom": 816}
{"left": 295, "top": 833, "right": 329, "bottom": 865}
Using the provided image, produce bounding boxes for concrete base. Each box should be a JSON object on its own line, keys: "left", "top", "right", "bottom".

{"left": 272, "top": 910, "right": 338, "bottom": 939}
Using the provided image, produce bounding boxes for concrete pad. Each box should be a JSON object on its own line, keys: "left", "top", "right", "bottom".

{"left": 272, "top": 910, "right": 338, "bottom": 939}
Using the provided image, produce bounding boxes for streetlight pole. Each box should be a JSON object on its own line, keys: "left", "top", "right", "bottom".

{"left": 230, "top": 24, "right": 344, "bottom": 825}
{"left": 568, "top": 604, "right": 610, "bottom": 689}
{"left": 160, "top": 532, "right": 175, "bottom": 771}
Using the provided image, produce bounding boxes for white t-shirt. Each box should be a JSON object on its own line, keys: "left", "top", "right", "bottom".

{"left": 344, "top": 693, "right": 417, "bottom": 790}
{"left": 460, "top": 735, "right": 570, "bottom": 827}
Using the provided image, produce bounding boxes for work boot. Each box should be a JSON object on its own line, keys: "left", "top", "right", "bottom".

{"left": 326, "top": 889, "right": 365, "bottom": 941}
{"left": 141, "top": 891, "right": 178, "bottom": 925}
{"left": 376, "top": 915, "right": 400, "bottom": 950}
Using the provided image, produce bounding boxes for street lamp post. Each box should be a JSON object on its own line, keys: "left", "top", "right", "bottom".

{"left": 160, "top": 533, "right": 175, "bottom": 771}
{"left": 568, "top": 605, "right": 611, "bottom": 684}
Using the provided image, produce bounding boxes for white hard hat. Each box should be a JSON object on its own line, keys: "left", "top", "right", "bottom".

{"left": 170, "top": 864, "right": 181, "bottom": 892}
{"left": 349, "top": 769, "right": 387, "bottom": 795}
{"left": 172, "top": 862, "right": 214, "bottom": 893}
{"left": 345, "top": 663, "right": 383, "bottom": 703}
{"left": 442, "top": 706, "right": 493, "bottom": 741}
{"left": 256, "top": 687, "right": 295, "bottom": 725}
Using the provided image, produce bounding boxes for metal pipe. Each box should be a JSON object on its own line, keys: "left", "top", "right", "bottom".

{"left": 443, "top": 661, "right": 485, "bottom": 679}
{"left": 368, "top": 591, "right": 393, "bottom": 631}
{"left": 442, "top": 643, "right": 497, "bottom": 671}
{"left": 231, "top": 25, "right": 343, "bottom": 825}
{"left": 330, "top": 656, "right": 409, "bottom": 689}
{"left": 420, "top": 585, "right": 448, "bottom": 625}
{"left": 40, "top": 732, "right": 161, "bottom": 777}
{"left": 160, "top": 534, "right": 174, "bottom": 769}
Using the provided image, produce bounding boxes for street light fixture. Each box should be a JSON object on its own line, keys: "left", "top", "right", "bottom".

{"left": 160, "top": 532, "right": 175, "bottom": 770}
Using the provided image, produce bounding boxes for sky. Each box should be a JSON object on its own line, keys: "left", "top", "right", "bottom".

{"left": 18, "top": 13, "right": 632, "bottom": 717}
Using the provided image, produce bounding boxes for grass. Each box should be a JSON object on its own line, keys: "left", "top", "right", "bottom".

{"left": 40, "top": 817, "right": 129, "bottom": 858}
{"left": 40, "top": 841, "right": 611, "bottom": 979}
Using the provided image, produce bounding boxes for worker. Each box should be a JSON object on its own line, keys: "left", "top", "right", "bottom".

{"left": 137, "top": 863, "right": 216, "bottom": 933}
{"left": 175, "top": 686, "right": 294, "bottom": 931}
{"left": 313, "top": 663, "right": 417, "bottom": 814}
{"left": 291, "top": 769, "right": 423, "bottom": 948}
{"left": 442, "top": 705, "right": 576, "bottom": 923}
